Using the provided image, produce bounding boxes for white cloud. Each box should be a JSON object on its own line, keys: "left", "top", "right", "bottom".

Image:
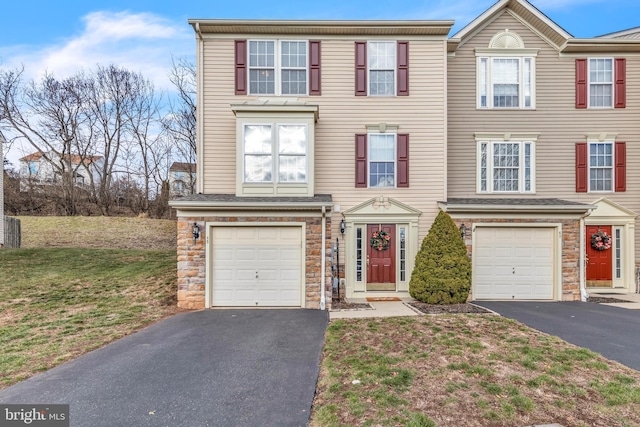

{"left": 0, "top": 11, "right": 193, "bottom": 91}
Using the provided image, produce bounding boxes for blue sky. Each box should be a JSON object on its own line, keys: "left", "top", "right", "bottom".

{"left": 1, "top": 0, "right": 639, "bottom": 163}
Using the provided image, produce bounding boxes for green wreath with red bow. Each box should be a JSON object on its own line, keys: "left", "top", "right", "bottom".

{"left": 370, "top": 230, "right": 390, "bottom": 251}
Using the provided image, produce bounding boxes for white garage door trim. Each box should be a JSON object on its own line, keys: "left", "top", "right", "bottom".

{"left": 472, "top": 223, "right": 561, "bottom": 301}
{"left": 205, "top": 222, "right": 306, "bottom": 308}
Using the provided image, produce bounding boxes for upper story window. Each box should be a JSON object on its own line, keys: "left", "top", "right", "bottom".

{"left": 476, "top": 30, "right": 537, "bottom": 109}
{"left": 232, "top": 102, "right": 317, "bottom": 197}
{"left": 576, "top": 58, "right": 626, "bottom": 109}
{"left": 355, "top": 128, "right": 409, "bottom": 188}
{"left": 248, "top": 40, "right": 307, "bottom": 95}
{"left": 355, "top": 41, "right": 409, "bottom": 96}
{"left": 368, "top": 42, "right": 396, "bottom": 96}
{"left": 243, "top": 123, "right": 307, "bottom": 183}
{"left": 476, "top": 133, "right": 537, "bottom": 194}
{"left": 589, "top": 59, "right": 613, "bottom": 108}
{"left": 575, "top": 138, "right": 626, "bottom": 193}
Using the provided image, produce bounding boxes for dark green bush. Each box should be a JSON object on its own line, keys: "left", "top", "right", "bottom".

{"left": 409, "top": 210, "right": 471, "bottom": 304}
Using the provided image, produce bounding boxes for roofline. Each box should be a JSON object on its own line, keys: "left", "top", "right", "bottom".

{"left": 168, "top": 199, "right": 333, "bottom": 211}
{"left": 439, "top": 201, "right": 596, "bottom": 215}
{"left": 596, "top": 26, "right": 640, "bottom": 39}
{"left": 189, "top": 19, "right": 454, "bottom": 36}
{"left": 451, "top": 0, "right": 572, "bottom": 43}
{"left": 561, "top": 38, "right": 640, "bottom": 53}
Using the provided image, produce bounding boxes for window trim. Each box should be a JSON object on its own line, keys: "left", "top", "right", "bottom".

{"left": 247, "top": 39, "right": 309, "bottom": 96}
{"left": 367, "top": 132, "right": 397, "bottom": 188}
{"left": 587, "top": 140, "right": 615, "bottom": 193}
{"left": 587, "top": 57, "right": 614, "bottom": 109}
{"left": 476, "top": 50, "right": 537, "bottom": 110}
{"left": 476, "top": 139, "right": 536, "bottom": 194}
{"left": 367, "top": 41, "right": 397, "bottom": 96}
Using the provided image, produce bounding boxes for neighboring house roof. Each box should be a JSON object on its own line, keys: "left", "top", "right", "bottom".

{"left": 439, "top": 198, "right": 596, "bottom": 214}
{"left": 169, "top": 162, "right": 196, "bottom": 173}
{"left": 19, "top": 152, "right": 102, "bottom": 166}
{"left": 448, "top": 0, "right": 640, "bottom": 54}
{"left": 597, "top": 26, "right": 640, "bottom": 39}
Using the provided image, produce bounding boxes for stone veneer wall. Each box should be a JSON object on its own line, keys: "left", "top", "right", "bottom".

{"left": 453, "top": 218, "right": 581, "bottom": 301}
{"left": 177, "top": 215, "right": 332, "bottom": 309}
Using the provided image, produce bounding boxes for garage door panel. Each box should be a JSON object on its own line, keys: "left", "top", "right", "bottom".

{"left": 475, "top": 227, "right": 554, "bottom": 300}
{"left": 211, "top": 226, "right": 303, "bottom": 307}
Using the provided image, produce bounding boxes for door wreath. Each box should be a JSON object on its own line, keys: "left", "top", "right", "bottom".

{"left": 591, "top": 230, "right": 611, "bottom": 251}
{"left": 370, "top": 230, "right": 390, "bottom": 251}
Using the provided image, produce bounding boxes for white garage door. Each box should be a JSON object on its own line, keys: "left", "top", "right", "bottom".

{"left": 474, "top": 227, "right": 554, "bottom": 300}
{"left": 211, "top": 226, "right": 302, "bottom": 307}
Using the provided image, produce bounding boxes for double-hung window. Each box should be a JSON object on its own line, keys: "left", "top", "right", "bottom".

{"left": 369, "top": 133, "right": 396, "bottom": 187}
{"left": 248, "top": 40, "right": 307, "bottom": 95}
{"left": 243, "top": 124, "right": 308, "bottom": 183}
{"left": 478, "top": 140, "right": 534, "bottom": 193}
{"left": 368, "top": 42, "right": 396, "bottom": 96}
{"left": 589, "top": 58, "right": 613, "bottom": 108}
{"left": 478, "top": 57, "right": 535, "bottom": 109}
{"left": 588, "top": 142, "right": 613, "bottom": 192}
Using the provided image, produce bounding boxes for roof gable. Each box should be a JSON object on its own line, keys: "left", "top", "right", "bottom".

{"left": 450, "top": 0, "right": 571, "bottom": 51}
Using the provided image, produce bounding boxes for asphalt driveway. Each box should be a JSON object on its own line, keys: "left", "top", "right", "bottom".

{"left": 0, "top": 309, "right": 328, "bottom": 427}
{"left": 474, "top": 301, "right": 640, "bottom": 371}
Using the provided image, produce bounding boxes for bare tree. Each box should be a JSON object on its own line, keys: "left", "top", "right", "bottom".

{"left": 163, "top": 56, "right": 196, "bottom": 194}
{"left": 0, "top": 67, "right": 91, "bottom": 215}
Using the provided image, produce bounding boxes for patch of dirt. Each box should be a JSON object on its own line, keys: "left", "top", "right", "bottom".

{"left": 409, "top": 302, "right": 492, "bottom": 314}
{"left": 588, "top": 296, "right": 633, "bottom": 303}
{"left": 330, "top": 301, "right": 373, "bottom": 310}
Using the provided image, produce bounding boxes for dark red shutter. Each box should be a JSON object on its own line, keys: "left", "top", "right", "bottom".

{"left": 355, "top": 134, "right": 367, "bottom": 187}
{"left": 615, "top": 142, "right": 626, "bottom": 192}
{"left": 397, "top": 42, "right": 409, "bottom": 96}
{"left": 397, "top": 134, "right": 409, "bottom": 187}
{"left": 575, "top": 59, "right": 587, "bottom": 109}
{"left": 309, "top": 40, "right": 321, "bottom": 96}
{"left": 355, "top": 42, "right": 367, "bottom": 96}
{"left": 235, "top": 40, "right": 247, "bottom": 95}
{"left": 576, "top": 143, "right": 588, "bottom": 192}
{"left": 615, "top": 58, "right": 626, "bottom": 108}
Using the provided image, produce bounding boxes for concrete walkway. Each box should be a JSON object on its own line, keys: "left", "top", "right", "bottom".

{"left": 329, "top": 301, "right": 419, "bottom": 319}
{"left": 590, "top": 292, "right": 640, "bottom": 309}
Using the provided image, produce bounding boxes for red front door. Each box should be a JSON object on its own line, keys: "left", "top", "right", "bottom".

{"left": 586, "top": 225, "right": 613, "bottom": 286}
{"left": 367, "top": 224, "right": 395, "bottom": 290}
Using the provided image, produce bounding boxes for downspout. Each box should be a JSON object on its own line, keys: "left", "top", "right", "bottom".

{"left": 195, "top": 23, "right": 205, "bottom": 194}
{"left": 320, "top": 206, "right": 327, "bottom": 310}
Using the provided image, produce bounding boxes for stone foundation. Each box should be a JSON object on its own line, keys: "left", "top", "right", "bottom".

{"left": 176, "top": 215, "right": 332, "bottom": 310}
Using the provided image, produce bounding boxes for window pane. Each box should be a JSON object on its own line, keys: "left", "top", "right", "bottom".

{"left": 356, "top": 227, "right": 363, "bottom": 281}
{"left": 281, "top": 41, "right": 306, "bottom": 68}
{"left": 369, "top": 42, "right": 395, "bottom": 95}
{"left": 524, "top": 58, "right": 532, "bottom": 107}
{"left": 524, "top": 143, "right": 531, "bottom": 192}
{"left": 480, "top": 58, "right": 488, "bottom": 107}
{"left": 589, "top": 58, "right": 613, "bottom": 107}
{"left": 493, "top": 58, "right": 519, "bottom": 108}
{"left": 369, "top": 134, "right": 395, "bottom": 160}
{"left": 589, "top": 142, "right": 613, "bottom": 191}
{"left": 615, "top": 228, "right": 621, "bottom": 279}
{"left": 249, "top": 69, "right": 275, "bottom": 94}
{"left": 370, "top": 162, "right": 395, "bottom": 187}
{"left": 492, "top": 143, "right": 519, "bottom": 192}
{"left": 249, "top": 41, "right": 274, "bottom": 67}
{"left": 244, "top": 125, "right": 272, "bottom": 153}
{"left": 244, "top": 155, "right": 272, "bottom": 182}
{"left": 480, "top": 143, "right": 487, "bottom": 191}
{"left": 281, "top": 70, "right": 306, "bottom": 95}
{"left": 278, "top": 156, "right": 306, "bottom": 182}
{"left": 278, "top": 125, "right": 306, "bottom": 154}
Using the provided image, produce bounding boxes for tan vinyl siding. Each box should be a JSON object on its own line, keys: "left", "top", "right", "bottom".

{"left": 200, "top": 36, "right": 447, "bottom": 237}
{"left": 448, "top": 11, "right": 640, "bottom": 258}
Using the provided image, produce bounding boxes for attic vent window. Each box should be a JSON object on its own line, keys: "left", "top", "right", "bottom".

{"left": 489, "top": 30, "right": 524, "bottom": 49}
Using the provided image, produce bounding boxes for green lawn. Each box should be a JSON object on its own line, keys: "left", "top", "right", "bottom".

{"left": 0, "top": 247, "right": 177, "bottom": 388}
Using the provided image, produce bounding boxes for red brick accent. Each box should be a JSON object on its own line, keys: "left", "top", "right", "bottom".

{"left": 176, "top": 216, "right": 332, "bottom": 310}
{"left": 453, "top": 218, "right": 581, "bottom": 301}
